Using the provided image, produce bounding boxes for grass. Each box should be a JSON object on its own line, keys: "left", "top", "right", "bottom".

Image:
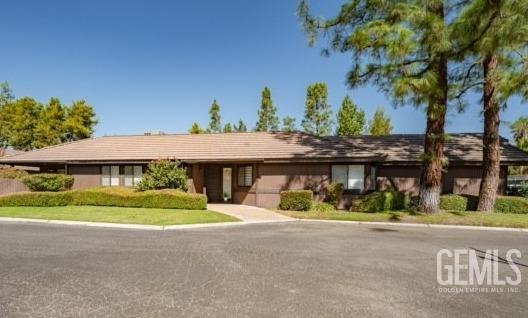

{"left": 0, "top": 206, "right": 239, "bottom": 226}
{"left": 278, "top": 210, "right": 528, "bottom": 228}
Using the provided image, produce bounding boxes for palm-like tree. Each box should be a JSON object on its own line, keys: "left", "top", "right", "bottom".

{"left": 511, "top": 117, "right": 528, "bottom": 152}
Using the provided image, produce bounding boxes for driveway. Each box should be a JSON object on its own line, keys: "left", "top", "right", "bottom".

{"left": 0, "top": 222, "right": 526, "bottom": 317}
{"left": 208, "top": 203, "right": 293, "bottom": 222}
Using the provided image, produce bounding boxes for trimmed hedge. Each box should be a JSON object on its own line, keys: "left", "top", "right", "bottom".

{"left": 439, "top": 194, "right": 478, "bottom": 211}
{"left": 351, "top": 191, "right": 411, "bottom": 213}
{"left": 279, "top": 190, "right": 313, "bottom": 211}
{"left": 311, "top": 201, "right": 336, "bottom": 212}
{"left": 0, "top": 187, "right": 207, "bottom": 210}
{"left": 493, "top": 197, "right": 528, "bottom": 214}
{"left": 0, "top": 168, "right": 29, "bottom": 179}
{"left": 22, "top": 174, "right": 74, "bottom": 192}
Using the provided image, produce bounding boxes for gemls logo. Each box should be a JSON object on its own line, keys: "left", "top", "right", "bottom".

{"left": 437, "top": 248, "right": 522, "bottom": 293}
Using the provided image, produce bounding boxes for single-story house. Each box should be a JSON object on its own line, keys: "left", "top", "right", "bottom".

{"left": 0, "top": 132, "right": 527, "bottom": 208}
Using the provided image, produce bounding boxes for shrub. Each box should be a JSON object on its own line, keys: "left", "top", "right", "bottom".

{"left": 279, "top": 190, "right": 313, "bottom": 211}
{"left": 0, "top": 192, "right": 73, "bottom": 206}
{"left": 325, "top": 182, "right": 344, "bottom": 207}
{"left": 311, "top": 201, "right": 336, "bottom": 212}
{"left": 351, "top": 191, "right": 411, "bottom": 212}
{"left": 506, "top": 182, "right": 528, "bottom": 198}
{"left": 494, "top": 196, "right": 528, "bottom": 214}
{"left": 439, "top": 194, "right": 478, "bottom": 211}
{"left": 22, "top": 174, "right": 74, "bottom": 192}
{"left": 136, "top": 159, "right": 188, "bottom": 191}
{"left": 73, "top": 187, "right": 207, "bottom": 210}
{"left": 0, "top": 187, "right": 207, "bottom": 210}
{"left": 0, "top": 168, "right": 29, "bottom": 179}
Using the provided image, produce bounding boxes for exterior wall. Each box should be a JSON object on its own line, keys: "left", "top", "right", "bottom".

{"left": 376, "top": 166, "right": 421, "bottom": 194}
{"left": 68, "top": 165, "right": 101, "bottom": 189}
{"left": 0, "top": 179, "right": 28, "bottom": 196}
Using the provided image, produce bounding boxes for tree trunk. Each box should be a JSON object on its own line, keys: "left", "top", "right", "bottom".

{"left": 418, "top": 3, "right": 448, "bottom": 214}
{"left": 477, "top": 54, "right": 500, "bottom": 212}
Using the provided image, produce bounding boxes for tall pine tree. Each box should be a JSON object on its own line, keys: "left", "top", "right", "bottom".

{"left": 336, "top": 96, "right": 365, "bottom": 136}
{"left": 368, "top": 107, "right": 393, "bottom": 136}
{"left": 301, "top": 82, "right": 333, "bottom": 136}
{"left": 234, "top": 119, "right": 248, "bottom": 132}
{"left": 256, "top": 87, "right": 279, "bottom": 131}
{"left": 282, "top": 116, "right": 296, "bottom": 132}
{"left": 207, "top": 100, "right": 222, "bottom": 133}
{"left": 189, "top": 122, "right": 205, "bottom": 134}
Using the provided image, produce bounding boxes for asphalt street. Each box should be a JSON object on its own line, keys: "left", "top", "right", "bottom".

{"left": 0, "top": 222, "right": 526, "bottom": 317}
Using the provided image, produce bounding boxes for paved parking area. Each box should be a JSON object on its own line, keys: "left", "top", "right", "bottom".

{"left": 0, "top": 222, "right": 526, "bottom": 317}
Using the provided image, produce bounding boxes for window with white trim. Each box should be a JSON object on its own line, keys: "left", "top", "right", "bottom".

{"left": 102, "top": 165, "right": 120, "bottom": 187}
{"left": 331, "top": 165, "right": 365, "bottom": 190}
{"left": 124, "top": 166, "right": 143, "bottom": 186}
{"left": 237, "top": 165, "right": 253, "bottom": 187}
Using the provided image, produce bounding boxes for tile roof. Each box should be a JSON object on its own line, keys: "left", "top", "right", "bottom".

{"left": 0, "top": 132, "right": 526, "bottom": 164}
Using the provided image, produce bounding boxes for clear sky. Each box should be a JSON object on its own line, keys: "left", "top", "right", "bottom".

{"left": 1, "top": 0, "right": 525, "bottom": 139}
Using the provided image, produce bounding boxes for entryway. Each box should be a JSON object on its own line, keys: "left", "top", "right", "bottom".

{"left": 208, "top": 204, "right": 294, "bottom": 222}
{"left": 204, "top": 165, "right": 233, "bottom": 203}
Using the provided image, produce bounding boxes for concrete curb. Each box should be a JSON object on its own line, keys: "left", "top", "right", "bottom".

{"left": 298, "top": 219, "right": 528, "bottom": 232}
{"left": 0, "top": 217, "right": 293, "bottom": 231}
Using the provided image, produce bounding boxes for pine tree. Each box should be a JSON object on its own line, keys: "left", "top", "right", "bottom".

{"left": 189, "top": 122, "right": 205, "bottom": 134}
{"left": 256, "top": 87, "right": 279, "bottom": 131}
{"left": 223, "top": 123, "right": 233, "bottom": 133}
{"left": 63, "top": 100, "right": 98, "bottom": 142}
{"left": 301, "top": 83, "right": 333, "bottom": 136}
{"left": 369, "top": 108, "right": 393, "bottom": 136}
{"left": 234, "top": 119, "right": 247, "bottom": 132}
{"left": 282, "top": 116, "right": 296, "bottom": 132}
{"left": 34, "top": 97, "right": 66, "bottom": 148}
{"left": 0, "top": 81, "right": 15, "bottom": 149}
{"left": 208, "top": 100, "right": 222, "bottom": 133}
{"left": 299, "top": 1, "right": 454, "bottom": 213}
{"left": 336, "top": 96, "right": 365, "bottom": 136}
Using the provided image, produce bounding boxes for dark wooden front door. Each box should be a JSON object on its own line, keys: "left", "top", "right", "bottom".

{"left": 204, "top": 165, "right": 221, "bottom": 202}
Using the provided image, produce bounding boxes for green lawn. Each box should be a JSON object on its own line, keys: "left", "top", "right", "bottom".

{"left": 0, "top": 206, "right": 239, "bottom": 226}
{"left": 278, "top": 210, "right": 528, "bottom": 228}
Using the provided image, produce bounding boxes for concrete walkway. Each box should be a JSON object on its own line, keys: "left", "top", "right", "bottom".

{"left": 208, "top": 203, "right": 294, "bottom": 222}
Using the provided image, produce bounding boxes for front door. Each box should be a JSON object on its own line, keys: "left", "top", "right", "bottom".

{"left": 222, "top": 167, "right": 232, "bottom": 202}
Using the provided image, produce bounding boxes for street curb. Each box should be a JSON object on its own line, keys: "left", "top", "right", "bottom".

{"left": 297, "top": 219, "right": 528, "bottom": 232}
{"left": 0, "top": 217, "right": 292, "bottom": 231}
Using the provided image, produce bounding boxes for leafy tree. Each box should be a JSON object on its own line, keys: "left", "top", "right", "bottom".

{"left": 34, "top": 98, "right": 66, "bottom": 148}
{"left": 336, "top": 96, "right": 365, "bottom": 136}
{"left": 189, "top": 122, "right": 205, "bottom": 134}
{"left": 369, "top": 107, "right": 393, "bottom": 136}
{"left": 63, "top": 100, "right": 97, "bottom": 142}
{"left": 299, "top": 1, "right": 453, "bottom": 213}
{"left": 256, "top": 87, "right": 279, "bottom": 131}
{"left": 451, "top": 0, "right": 528, "bottom": 212}
{"left": 136, "top": 159, "right": 188, "bottom": 191}
{"left": 282, "top": 116, "right": 296, "bottom": 132}
{"left": 208, "top": 99, "right": 222, "bottom": 133}
{"left": 234, "top": 119, "right": 247, "bottom": 132}
{"left": 301, "top": 82, "right": 333, "bottom": 136}
{"left": 1, "top": 97, "right": 41, "bottom": 150}
{"left": 223, "top": 123, "right": 233, "bottom": 133}
{"left": 0, "top": 81, "right": 15, "bottom": 149}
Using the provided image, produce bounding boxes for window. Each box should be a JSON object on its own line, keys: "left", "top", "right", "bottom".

{"left": 331, "top": 165, "right": 365, "bottom": 190}
{"left": 237, "top": 165, "right": 253, "bottom": 187}
{"left": 102, "top": 165, "right": 120, "bottom": 186}
{"left": 124, "top": 166, "right": 143, "bottom": 186}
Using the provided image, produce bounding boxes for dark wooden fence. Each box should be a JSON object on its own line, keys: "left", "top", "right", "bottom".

{"left": 0, "top": 179, "right": 28, "bottom": 196}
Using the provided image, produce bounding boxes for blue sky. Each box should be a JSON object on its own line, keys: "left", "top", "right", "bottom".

{"left": 0, "top": 0, "right": 525, "bottom": 139}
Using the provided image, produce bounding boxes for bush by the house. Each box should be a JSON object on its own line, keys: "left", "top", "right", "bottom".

{"left": 494, "top": 196, "right": 528, "bottom": 214}
{"left": 0, "top": 168, "right": 29, "bottom": 179}
{"left": 73, "top": 187, "right": 206, "bottom": 209}
{"left": 22, "top": 174, "right": 74, "bottom": 192}
{"left": 325, "top": 182, "right": 344, "bottom": 207}
{"left": 439, "top": 194, "right": 477, "bottom": 211}
{"left": 0, "top": 187, "right": 207, "bottom": 210}
{"left": 279, "top": 190, "right": 313, "bottom": 211}
{"left": 0, "top": 191, "right": 73, "bottom": 207}
{"left": 136, "top": 159, "right": 188, "bottom": 192}
{"left": 506, "top": 182, "right": 528, "bottom": 198}
{"left": 351, "top": 191, "right": 411, "bottom": 212}
{"left": 311, "top": 201, "right": 336, "bottom": 212}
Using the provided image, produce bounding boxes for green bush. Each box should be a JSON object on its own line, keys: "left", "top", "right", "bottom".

{"left": 21, "top": 174, "right": 74, "bottom": 192}
{"left": 279, "top": 190, "right": 313, "bottom": 211}
{"left": 136, "top": 159, "right": 188, "bottom": 191}
{"left": 0, "top": 187, "right": 207, "bottom": 210}
{"left": 0, "top": 192, "right": 73, "bottom": 207}
{"left": 325, "top": 182, "right": 344, "bottom": 207}
{"left": 494, "top": 196, "right": 528, "bottom": 214}
{"left": 73, "top": 187, "right": 207, "bottom": 210}
{"left": 0, "top": 168, "right": 29, "bottom": 179}
{"left": 311, "top": 201, "right": 336, "bottom": 212}
{"left": 439, "top": 194, "right": 478, "bottom": 211}
{"left": 351, "top": 191, "right": 411, "bottom": 212}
